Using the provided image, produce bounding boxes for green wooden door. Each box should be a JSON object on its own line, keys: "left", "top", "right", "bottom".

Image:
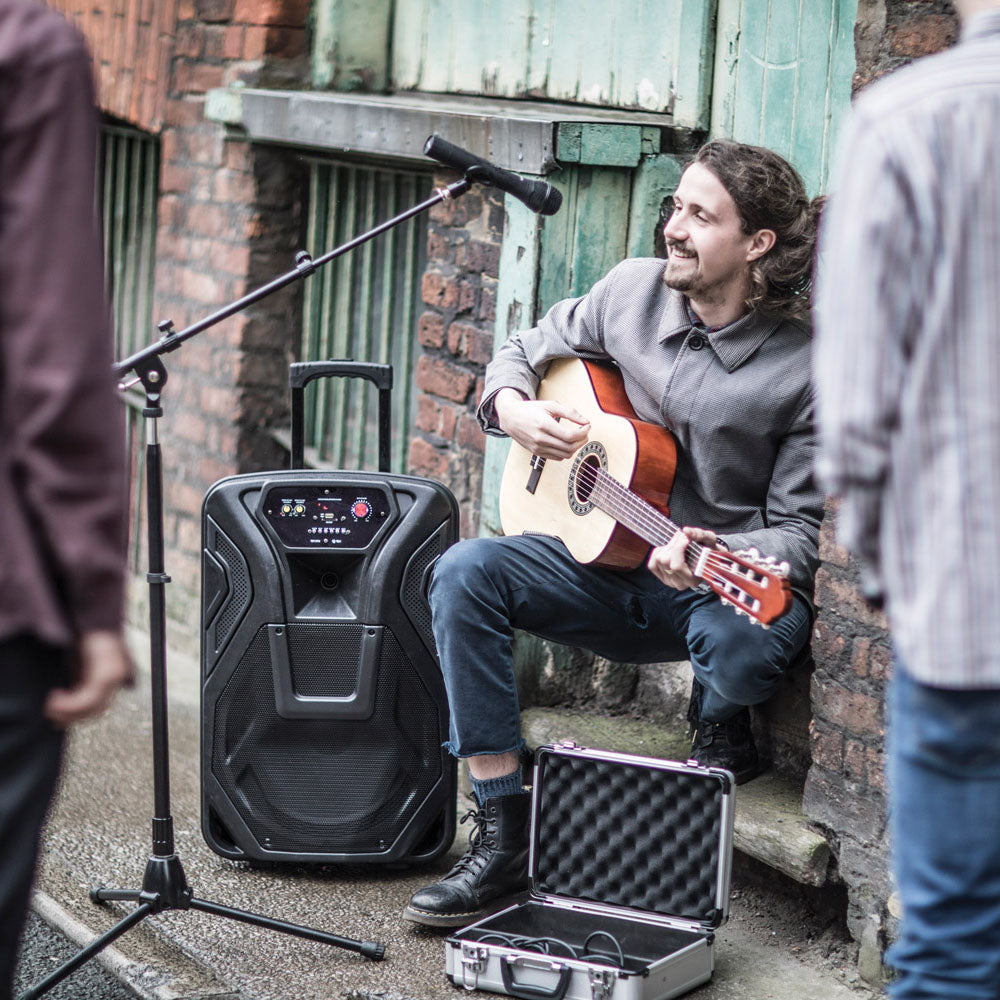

{"left": 711, "top": 0, "right": 858, "bottom": 195}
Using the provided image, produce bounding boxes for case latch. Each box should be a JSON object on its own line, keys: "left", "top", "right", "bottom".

{"left": 588, "top": 968, "right": 616, "bottom": 1000}
{"left": 459, "top": 944, "right": 489, "bottom": 991}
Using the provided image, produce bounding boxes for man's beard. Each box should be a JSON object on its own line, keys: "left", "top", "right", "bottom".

{"left": 662, "top": 251, "right": 700, "bottom": 293}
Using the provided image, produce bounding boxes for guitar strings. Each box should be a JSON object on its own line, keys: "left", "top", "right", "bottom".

{"left": 569, "top": 461, "right": 741, "bottom": 583}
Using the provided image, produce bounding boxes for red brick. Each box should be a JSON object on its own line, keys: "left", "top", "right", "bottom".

{"left": 479, "top": 283, "right": 497, "bottom": 323}
{"left": 242, "top": 24, "right": 267, "bottom": 58}
{"left": 456, "top": 414, "right": 485, "bottom": 453}
{"left": 868, "top": 642, "right": 891, "bottom": 683}
{"left": 466, "top": 327, "right": 495, "bottom": 366}
{"left": 408, "top": 437, "right": 449, "bottom": 480}
{"left": 421, "top": 271, "right": 459, "bottom": 310}
{"left": 438, "top": 402, "right": 458, "bottom": 440}
{"left": 818, "top": 516, "right": 850, "bottom": 568}
{"left": 814, "top": 566, "right": 887, "bottom": 628}
{"left": 851, "top": 637, "right": 872, "bottom": 679}
{"left": 888, "top": 14, "right": 956, "bottom": 59}
{"left": 457, "top": 280, "right": 476, "bottom": 314}
{"left": 447, "top": 321, "right": 483, "bottom": 357}
{"left": 415, "top": 396, "right": 441, "bottom": 434}
{"left": 180, "top": 266, "right": 224, "bottom": 305}
{"left": 844, "top": 739, "right": 866, "bottom": 780}
{"left": 417, "top": 312, "right": 445, "bottom": 348}
{"left": 810, "top": 721, "right": 844, "bottom": 772}
{"left": 415, "top": 355, "right": 475, "bottom": 404}
{"left": 465, "top": 239, "right": 501, "bottom": 278}
{"left": 810, "top": 619, "right": 848, "bottom": 664}
{"left": 194, "top": 0, "right": 233, "bottom": 22}
{"left": 814, "top": 678, "right": 883, "bottom": 738}
{"left": 427, "top": 230, "right": 450, "bottom": 262}
{"left": 173, "top": 59, "right": 225, "bottom": 94}
{"left": 866, "top": 747, "right": 886, "bottom": 792}
{"left": 263, "top": 25, "right": 306, "bottom": 57}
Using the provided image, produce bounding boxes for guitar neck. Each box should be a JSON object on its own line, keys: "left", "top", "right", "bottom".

{"left": 587, "top": 466, "right": 712, "bottom": 577}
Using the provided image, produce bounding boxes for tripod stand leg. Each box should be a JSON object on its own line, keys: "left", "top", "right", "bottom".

{"left": 90, "top": 887, "right": 142, "bottom": 903}
{"left": 190, "top": 897, "right": 385, "bottom": 960}
{"left": 17, "top": 902, "right": 156, "bottom": 1000}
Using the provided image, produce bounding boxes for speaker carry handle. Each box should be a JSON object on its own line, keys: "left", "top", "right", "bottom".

{"left": 268, "top": 623, "right": 381, "bottom": 720}
{"left": 289, "top": 361, "right": 393, "bottom": 473}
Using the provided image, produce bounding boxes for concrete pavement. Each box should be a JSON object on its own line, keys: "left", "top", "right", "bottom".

{"left": 27, "top": 629, "right": 879, "bottom": 1000}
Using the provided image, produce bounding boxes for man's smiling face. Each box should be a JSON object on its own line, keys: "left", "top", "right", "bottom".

{"left": 662, "top": 161, "right": 762, "bottom": 310}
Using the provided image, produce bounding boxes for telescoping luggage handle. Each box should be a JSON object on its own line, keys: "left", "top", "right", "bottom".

{"left": 289, "top": 360, "right": 393, "bottom": 473}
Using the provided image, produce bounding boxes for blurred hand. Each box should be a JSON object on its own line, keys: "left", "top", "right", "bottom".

{"left": 647, "top": 526, "right": 719, "bottom": 591}
{"left": 495, "top": 387, "right": 590, "bottom": 459}
{"left": 44, "top": 629, "right": 135, "bottom": 726}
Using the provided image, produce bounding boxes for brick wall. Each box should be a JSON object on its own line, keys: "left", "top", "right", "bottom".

{"left": 802, "top": 0, "right": 958, "bottom": 974}
{"left": 409, "top": 176, "right": 505, "bottom": 539}
{"left": 52, "top": 0, "right": 310, "bottom": 653}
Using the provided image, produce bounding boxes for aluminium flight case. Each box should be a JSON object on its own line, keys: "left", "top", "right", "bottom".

{"left": 445, "top": 742, "right": 735, "bottom": 1000}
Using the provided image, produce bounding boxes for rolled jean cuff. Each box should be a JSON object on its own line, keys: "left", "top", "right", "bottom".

{"left": 442, "top": 738, "right": 527, "bottom": 760}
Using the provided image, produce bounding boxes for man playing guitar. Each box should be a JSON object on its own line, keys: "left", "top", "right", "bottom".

{"left": 404, "top": 139, "right": 825, "bottom": 928}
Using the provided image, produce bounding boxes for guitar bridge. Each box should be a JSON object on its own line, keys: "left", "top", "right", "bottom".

{"left": 525, "top": 454, "right": 546, "bottom": 495}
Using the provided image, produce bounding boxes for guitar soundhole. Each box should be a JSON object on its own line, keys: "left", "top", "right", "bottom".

{"left": 568, "top": 443, "right": 607, "bottom": 516}
{"left": 575, "top": 455, "right": 601, "bottom": 503}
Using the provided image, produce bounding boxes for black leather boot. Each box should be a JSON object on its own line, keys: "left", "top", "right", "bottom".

{"left": 690, "top": 707, "right": 762, "bottom": 785}
{"left": 403, "top": 794, "right": 531, "bottom": 927}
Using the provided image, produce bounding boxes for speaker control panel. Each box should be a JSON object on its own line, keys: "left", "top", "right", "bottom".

{"left": 260, "top": 483, "right": 391, "bottom": 549}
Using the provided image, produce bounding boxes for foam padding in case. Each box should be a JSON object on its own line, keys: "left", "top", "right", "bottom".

{"left": 532, "top": 751, "right": 727, "bottom": 925}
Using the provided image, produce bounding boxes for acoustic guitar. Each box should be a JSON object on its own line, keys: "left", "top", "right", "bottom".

{"left": 498, "top": 357, "right": 792, "bottom": 627}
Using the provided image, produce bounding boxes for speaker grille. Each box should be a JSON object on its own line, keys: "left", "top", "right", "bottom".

{"left": 212, "top": 623, "right": 443, "bottom": 854}
{"left": 400, "top": 528, "right": 442, "bottom": 651}
{"left": 210, "top": 528, "right": 251, "bottom": 653}
{"left": 287, "top": 623, "right": 364, "bottom": 697}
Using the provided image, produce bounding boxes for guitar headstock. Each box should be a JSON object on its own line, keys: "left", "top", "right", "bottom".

{"left": 701, "top": 547, "right": 792, "bottom": 627}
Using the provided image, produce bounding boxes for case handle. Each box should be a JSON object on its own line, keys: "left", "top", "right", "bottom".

{"left": 500, "top": 955, "right": 571, "bottom": 1000}
{"left": 289, "top": 360, "right": 393, "bottom": 472}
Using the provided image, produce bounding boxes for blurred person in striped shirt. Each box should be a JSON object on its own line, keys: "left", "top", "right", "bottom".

{"left": 814, "top": 2, "right": 1000, "bottom": 996}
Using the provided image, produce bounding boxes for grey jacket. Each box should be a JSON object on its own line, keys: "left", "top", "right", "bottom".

{"left": 479, "top": 257, "right": 823, "bottom": 598}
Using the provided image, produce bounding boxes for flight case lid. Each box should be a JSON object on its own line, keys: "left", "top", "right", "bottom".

{"left": 528, "top": 743, "right": 735, "bottom": 930}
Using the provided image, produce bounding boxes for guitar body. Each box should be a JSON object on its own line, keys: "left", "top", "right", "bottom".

{"left": 499, "top": 358, "right": 677, "bottom": 569}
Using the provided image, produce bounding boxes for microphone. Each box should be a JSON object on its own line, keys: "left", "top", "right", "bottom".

{"left": 424, "top": 135, "right": 562, "bottom": 216}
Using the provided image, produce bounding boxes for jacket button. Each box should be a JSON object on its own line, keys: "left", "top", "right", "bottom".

{"left": 689, "top": 334, "right": 705, "bottom": 350}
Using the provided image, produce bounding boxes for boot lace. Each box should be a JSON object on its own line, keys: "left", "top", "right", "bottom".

{"left": 444, "top": 800, "right": 496, "bottom": 880}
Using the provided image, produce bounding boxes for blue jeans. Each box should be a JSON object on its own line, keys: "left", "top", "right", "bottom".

{"left": 428, "top": 534, "right": 811, "bottom": 758}
{"left": 887, "top": 666, "right": 1000, "bottom": 999}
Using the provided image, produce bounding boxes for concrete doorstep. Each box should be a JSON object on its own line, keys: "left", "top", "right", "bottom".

{"left": 28, "top": 636, "right": 875, "bottom": 1000}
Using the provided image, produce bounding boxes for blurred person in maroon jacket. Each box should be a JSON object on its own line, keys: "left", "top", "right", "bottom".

{"left": 0, "top": 0, "right": 134, "bottom": 992}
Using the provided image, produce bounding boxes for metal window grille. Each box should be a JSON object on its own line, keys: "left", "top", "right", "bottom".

{"left": 99, "top": 121, "right": 159, "bottom": 572}
{"left": 300, "top": 159, "right": 431, "bottom": 474}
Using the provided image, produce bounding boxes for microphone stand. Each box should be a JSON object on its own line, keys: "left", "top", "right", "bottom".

{"left": 19, "top": 174, "right": 472, "bottom": 1000}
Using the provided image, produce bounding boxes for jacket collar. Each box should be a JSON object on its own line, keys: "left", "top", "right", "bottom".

{"left": 657, "top": 290, "right": 780, "bottom": 373}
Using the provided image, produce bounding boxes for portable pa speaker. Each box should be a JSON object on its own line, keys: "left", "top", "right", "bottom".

{"left": 200, "top": 363, "right": 458, "bottom": 864}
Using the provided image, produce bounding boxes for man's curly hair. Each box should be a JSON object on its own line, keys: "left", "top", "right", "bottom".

{"left": 692, "top": 139, "right": 823, "bottom": 322}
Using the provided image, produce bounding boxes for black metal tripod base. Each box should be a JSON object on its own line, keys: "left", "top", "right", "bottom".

{"left": 18, "top": 853, "right": 385, "bottom": 1000}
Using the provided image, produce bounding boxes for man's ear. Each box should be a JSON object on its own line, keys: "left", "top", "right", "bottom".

{"left": 747, "top": 228, "right": 777, "bottom": 261}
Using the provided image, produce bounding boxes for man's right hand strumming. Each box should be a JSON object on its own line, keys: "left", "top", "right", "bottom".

{"left": 494, "top": 387, "right": 590, "bottom": 459}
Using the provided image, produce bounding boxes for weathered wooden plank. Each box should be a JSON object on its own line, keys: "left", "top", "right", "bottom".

{"left": 312, "top": 0, "right": 393, "bottom": 91}
{"left": 709, "top": 0, "right": 857, "bottom": 196}
{"left": 556, "top": 123, "right": 644, "bottom": 167}
{"left": 626, "top": 153, "right": 685, "bottom": 260}
{"left": 391, "top": 0, "right": 712, "bottom": 126}
{"left": 480, "top": 196, "right": 544, "bottom": 536}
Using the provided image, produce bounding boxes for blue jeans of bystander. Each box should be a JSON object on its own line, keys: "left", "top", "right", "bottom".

{"left": 887, "top": 665, "right": 1000, "bottom": 999}
{"left": 428, "top": 534, "right": 811, "bottom": 758}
